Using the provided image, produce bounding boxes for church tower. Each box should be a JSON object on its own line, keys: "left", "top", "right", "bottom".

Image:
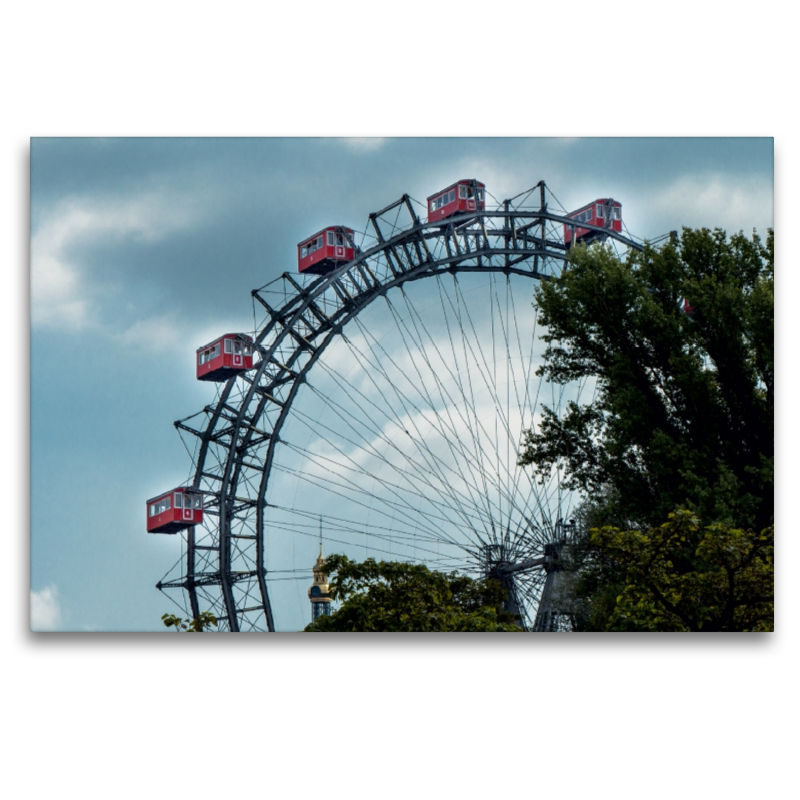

{"left": 308, "top": 542, "right": 332, "bottom": 623}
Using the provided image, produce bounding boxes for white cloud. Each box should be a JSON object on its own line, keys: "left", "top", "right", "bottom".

{"left": 452, "top": 158, "right": 536, "bottom": 206}
{"left": 114, "top": 313, "right": 185, "bottom": 353}
{"left": 31, "top": 192, "right": 208, "bottom": 332}
{"left": 31, "top": 585, "right": 62, "bottom": 631}
{"left": 341, "top": 137, "right": 386, "bottom": 152}
{"left": 632, "top": 173, "right": 773, "bottom": 238}
{"left": 31, "top": 204, "right": 99, "bottom": 330}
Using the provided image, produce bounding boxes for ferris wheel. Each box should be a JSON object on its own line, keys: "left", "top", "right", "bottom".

{"left": 153, "top": 180, "right": 643, "bottom": 631}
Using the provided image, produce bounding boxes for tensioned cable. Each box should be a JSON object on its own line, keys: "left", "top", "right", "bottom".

{"left": 399, "top": 270, "right": 502, "bottom": 532}
{"left": 268, "top": 504, "right": 468, "bottom": 564}
{"left": 276, "top": 429, "right": 484, "bottom": 544}
{"left": 386, "top": 284, "right": 501, "bottom": 536}
{"left": 504, "top": 275, "right": 543, "bottom": 507}
{"left": 339, "top": 312, "right": 501, "bottom": 540}
{"left": 293, "top": 351, "right": 495, "bottom": 538}
{"left": 384, "top": 268, "right": 564, "bottom": 556}
{"left": 356, "top": 293, "right": 512, "bottom": 547}
{"left": 262, "top": 272, "right": 568, "bottom": 596}
{"left": 272, "top": 511, "right": 473, "bottom": 565}
{"left": 430, "top": 274, "right": 504, "bottom": 522}
{"left": 366, "top": 268, "right": 564, "bottom": 576}
{"left": 399, "top": 274, "right": 531, "bottom": 540}
{"left": 439, "top": 273, "right": 547, "bottom": 525}
{"left": 311, "top": 321, "right": 491, "bottom": 517}
{"left": 268, "top": 505, "right": 479, "bottom": 552}
{"left": 270, "top": 457, "right": 467, "bottom": 550}
{"left": 278, "top": 407, "right": 493, "bottom": 542}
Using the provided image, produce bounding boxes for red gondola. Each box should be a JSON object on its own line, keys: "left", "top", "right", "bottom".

{"left": 563, "top": 199, "right": 622, "bottom": 247}
{"left": 146, "top": 487, "right": 204, "bottom": 534}
{"left": 196, "top": 333, "right": 254, "bottom": 382}
{"left": 298, "top": 226, "right": 356, "bottom": 275}
{"left": 427, "top": 179, "right": 486, "bottom": 223}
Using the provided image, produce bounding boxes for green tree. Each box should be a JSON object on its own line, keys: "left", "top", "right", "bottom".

{"left": 587, "top": 510, "right": 773, "bottom": 631}
{"left": 161, "top": 611, "right": 218, "bottom": 632}
{"left": 518, "top": 228, "right": 773, "bottom": 631}
{"left": 519, "top": 228, "right": 773, "bottom": 531}
{"left": 304, "top": 555, "right": 520, "bottom": 632}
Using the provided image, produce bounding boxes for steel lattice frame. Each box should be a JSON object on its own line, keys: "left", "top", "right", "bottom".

{"left": 157, "top": 182, "right": 643, "bottom": 631}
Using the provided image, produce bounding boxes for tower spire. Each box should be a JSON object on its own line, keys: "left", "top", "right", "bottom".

{"left": 308, "top": 518, "right": 332, "bottom": 623}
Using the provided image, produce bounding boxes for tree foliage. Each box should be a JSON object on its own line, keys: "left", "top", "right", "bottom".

{"left": 304, "top": 555, "right": 520, "bottom": 632}
{"left": 519, "top": 228, "right": 773, "bottom": 531}
{"left": 583, "top": 510, "right": 773, "bottom": 631}
{"left": 517, "top": 228, "right": 773, "bottom": 631}
{"left": 161, "top": 611, "right": 218, "bottom": 632}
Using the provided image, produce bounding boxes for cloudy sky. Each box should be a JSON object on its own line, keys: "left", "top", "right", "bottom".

{"left": 30, "top": 136, "right": 773, "bottom": 632}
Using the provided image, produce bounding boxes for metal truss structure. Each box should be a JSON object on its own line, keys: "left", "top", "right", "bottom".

{"left": 157, "top": 181, "right": 643, "bottom": 631}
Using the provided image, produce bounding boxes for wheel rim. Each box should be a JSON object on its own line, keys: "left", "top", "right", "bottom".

{"left": 158, "top": 184, "right": 642, "bottom": 631}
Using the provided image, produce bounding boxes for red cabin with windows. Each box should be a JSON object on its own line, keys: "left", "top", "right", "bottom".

{"left": 427, "top": 180, "right": 486, "bottom": 223}
{"left": 196, "top": 333, "right": 254, "bottom": 382}
{"left": 146, "top": 487, "right": 204, "bottom": 534}
{"left": 298, "top": 226, "right": 356, "bottom": 276}
{"left": 563, "top": 199, "right": 622, "bottom": 246}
